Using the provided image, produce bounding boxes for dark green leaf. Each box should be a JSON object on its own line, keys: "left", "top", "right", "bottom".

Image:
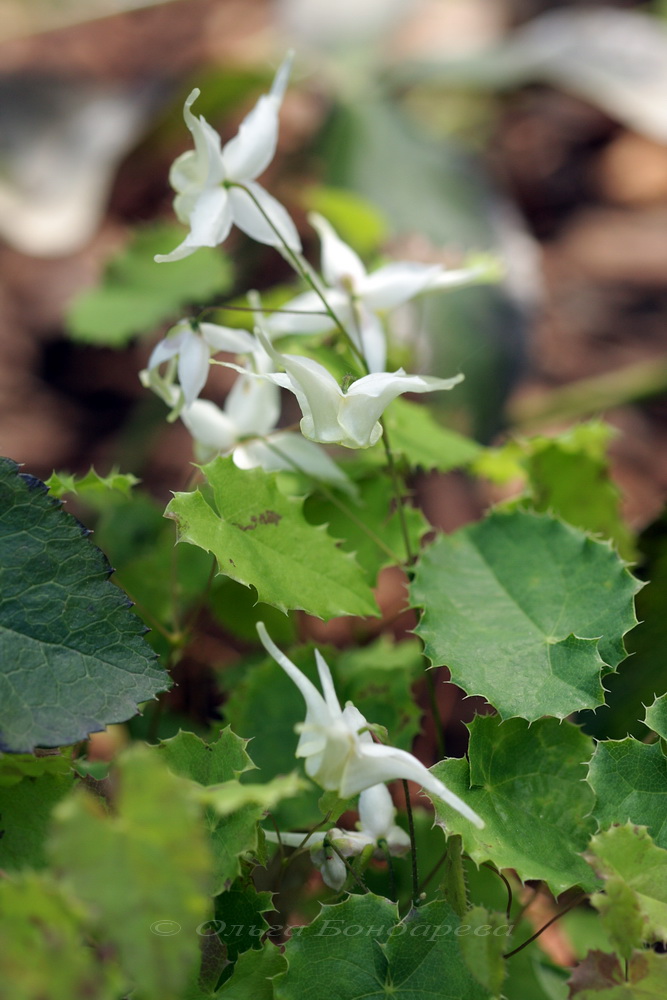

{"left": 588, "top": 739, "right": 667, "bottom": 848}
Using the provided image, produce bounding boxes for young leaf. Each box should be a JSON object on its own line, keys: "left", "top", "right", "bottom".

{"left": 588, "top": 739, "right": 667, "bottom": 848}
{"left": 65, "top": 222, "right": 233, "bottom": 347}
{"left": 48, "top": 746, "right": 212, "bottom": 1000}
{"left": 276, "top": 894, "right": 505, "bottom": 1000}
{"left": 45, "top": 466, "right": 139, "bottom": 501}
{"left": 411, "top": 510, "right": 641, "bottom": 721}
{"left": 165, "top": 457, "right": 379, "bottom": 619}
{"left": 0, "top": 458, "right": 168, "bottom": 751}
{"left": 568, "top": 950, "right": 667, "bottom": 999}
{"left": 587, "top": 824, "right": 667, "bottom": 956}
{"left": 429, "top": 715, "right": 599, "bottom": 895}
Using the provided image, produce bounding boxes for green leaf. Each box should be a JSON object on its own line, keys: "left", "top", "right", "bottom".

{"left": 213, "top": 882, "right": 274, "bottom": 963}
{"left": 0, "top": 766, "right": 73, "bottom": 871}
{"left": 48, "top": 745, "right": 212, "bottom": 1000}
{"left": 514, "top": 422, "right": 635, "bottom": 560}
{"left": 165, "top": 457, "right": 379, "bottom": 619}
{"left": 276, "top": 893, "right": 504, "bottom": 1000}
{"left": 0, "top": 872, "right": 123, "bottom": 1000}
{"left": 214, "top": 943, "right": 286, "bottom": 999}
{"left": 430, "top": 715, "right": 598, "bottom": 894}
{"left": 644, "top": 695, "right": 667, "bottom": 741}
{"left": 379, "top": 397, "right": 482, "bottom": 472}
{"left": 45, "top": 467, "right": 140, "bottom": 501}
{"left": 157, "top": 729, "right": 304, "bottom": 892}
{"left": 568, "top": 951, "right": 667, "bottom": 999}
{"left": 411, "top": 510, "right": 640, "bottom": 721}
{"left": 587, "top": 824, "right": 667, "bottom": 958}
{"left": 301, "top": 186, "right": 389, "bottom": 255}
{"left": 588, "top": 739, "right": 667, "bottom": 848}
{"left": 0, "top": 751, "right": 71, "bottom": 786}
{"left": 0, "top": 458, "right": 168, "bottom": 751}
{"left": 65, "top": 222, "right": 233, "bottom": 347}
{"left": 305, "top": 474, "right": 429, "bottom": 580}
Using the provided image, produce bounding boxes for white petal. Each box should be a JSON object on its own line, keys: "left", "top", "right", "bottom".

{"left": 361, "top": 262, "right": 444, "bottom": 310}
{"left": 358, "top": 784, "right": 397, "bottom": 841}
{"left": 221, "top": 53, "right": 293, "bottom": 181}
{"left": 147, "top": 325, "right": 187, "bottom": 370}
{"left": 355, "top": 306, "right": 387, "bottom": 373}
{"left": 313, "top": 845, "right": 348, "bottom": 890}
{"left": 178, "top": 331, "right": 211, "bottom": 406}
{"left": 179, "top": 89, "right": 226, "bottom": 188}
{"left": 256, "top": 623, "right": 332, "bottom": 731}
{"left": 342, "top": 742, "right": 485, "bottom": 829}
{"left": 309, "top": 212, "right": 366, "bottom": 289}
{"left": 226, "top": 373, "right": 280, "bottom": 436}
{"left": 228, "top": 181, "right": 301, "bottom": 251}
{"left": 184, "top": 185, "right": 234, "bottom": 249}
{"left": 264, "top": 829, "right": 328, "bottom": 848}
{"left": 315, "top": 650, "right": 343, "bottom": 719}
{"left": 180, "top": 399, "right": 238, "bottom": 454}
{"left": 264, "top": 289, "right": 341, "bottom": 336}
{"left": 199, "top": 323, "right": 258, "bottom": 355}
{"left": 339, "top": 370, "right": 464, "bottom": 447}
{"left": 277, "top": 354, "right": 345, "bottom": 444}
{"left": 422, "top": 266, "right": 481, "bottom": 292}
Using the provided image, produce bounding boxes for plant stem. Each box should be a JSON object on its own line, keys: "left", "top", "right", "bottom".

{"left": 380, "top": 423, "right": 414, "bottom": 568}
{"left": 482, "top": 863, "right": 513, "bottom": 921}
{"left": 402, "top": 780, "right": 420, "bottom": 905}
{"left": 503, "top": 892, "right": 586, "bottom": 959}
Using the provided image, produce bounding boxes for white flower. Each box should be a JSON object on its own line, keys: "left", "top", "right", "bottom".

{"left": 257, "top": 623, "right": 484, "bottom": 828}
{"left": 264, "top": 784, "right": 410, "bottom": 891}
{"left": 257, "top": 334, "right": 463, "bottom": 449}
{"left": 155, "top": 54, "right": 301, "bottom": 263}
{"left": 142, "top": 319, "right": 258, "bottom": 406}
{"left": 267, "top": 212, "right": 479, "bottom": 371}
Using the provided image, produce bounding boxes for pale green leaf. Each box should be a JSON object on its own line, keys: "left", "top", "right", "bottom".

{"left": 0, "top": 458, "right": 168, "bottom": 752}
{"left": 429, "top": 715, "right": 599, "bottom": 895}
{"left": 48, "top": 746, "right": 212, "bottom": 1000}
{"left": 411, "top": 510, "right": 640, "bottom": 721}
{"left": 301, "top": 185, "right": 389, "bottom": 255}
{"left": 66, "top": 222, "right": 233, "bottom": 347}
{"left": 165, "top": 457, "right": 379, "bottom": 619}
{"left": 588, "top": 739, "right": 667, "bottom": 848}
{"left": 45, "top": 467, "right": 139, "bottom": 501}
{"left": 379, "top": 397, "right": 482, "bottom": 472}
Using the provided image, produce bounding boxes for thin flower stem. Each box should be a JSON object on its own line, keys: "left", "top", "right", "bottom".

{"left": 503, "top": 892, "right": 586, "bottom": 959}
{"left": 402, "top": 779, "right": 420, "bottom": 905}
{"left": 425, "top": 669, "right": 446, "bottom": 759}
{"left": 417, "top": 849, "right": 448, "bottom": 895}
{"left": 508, "top": 882, "right": 542, "bottom": 933}
{"left": 227, "top": 182, "right": 366, "bottom": 368}
{"left": 482, "top": 863, "right": 513, "bottom": 921}
{"left": 380, "top": 424, "right": 414, "bottom": 568}
{"left": 377, "top": 837, "right": 396, "bottom": 899}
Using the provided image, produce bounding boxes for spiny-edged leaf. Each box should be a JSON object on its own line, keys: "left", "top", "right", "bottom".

{"left": 588, "top": 739, "right": 667, "bottom": 848}
{"left": 212, "top": 942, "right": 286, "bottom": 999}
{"left": 158, "top": 729, "right": 270, "bottom": 894}
{"left": 378, "top": 397, "right": 481, "bottom": 471}
{"left": 305, "top": 474, "right": 429, "bottom": 580}
{"left": 0, "top": 767, "right": 74, "bottom": 871}
{"left": 275, "top": 893, "right": 503, "bottom": 1000}
{"left": 301, "top": 185, "right": 389, "bottom": 255}
{"left": 644, "top": 695, "right": 667, "bottom": 741}
{"left": 213, "top": 881, "right": 274, "bottom": 963}
{"left": 45, "top": 467, "right": 139, "bottom": 501}
{"left": 65, "top": 222, "right": 233, "bottom": 347}
{"left": 165, "top": 457, "right": 379, "bottom": 619}
{"left": 587, "top": 824, "right": 667, "bottom": 957}
{"left": 0, "top": 458, "right": 168, "bottom": 752}
{"left": 0, "top": 751, "right": 71, "bottom": 786}
{"left": 429, "top": 715, "right": 599, "bottom": 894}
{"left": 514, "top": 422, "right": 635, "bottom": 560}
{"left": 0, "top": 872, "right": 123, "bottom": 1000}
{"left": 568, "top": 950, "right": 667, "bottom": 999}
{"left": 48, "top": 746, "right": 211, "bottom": 1000}
{"left": 411, "top": 510, "right": 640, "bottom": 721}
{"left": 203, "top": 774, "right": 307, "bottom": 817}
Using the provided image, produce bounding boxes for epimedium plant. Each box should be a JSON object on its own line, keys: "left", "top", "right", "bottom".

{"left": 1, "top": 54, "right": 667, "bottom": 1000}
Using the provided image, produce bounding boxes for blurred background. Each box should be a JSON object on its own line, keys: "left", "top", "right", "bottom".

{"left": 2, "top": 0, "right": 667, "bottom": 529}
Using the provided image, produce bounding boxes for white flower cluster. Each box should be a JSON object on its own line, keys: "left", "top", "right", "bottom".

{"left": 141, "top": 52, "right": 480, "bottom": 481}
